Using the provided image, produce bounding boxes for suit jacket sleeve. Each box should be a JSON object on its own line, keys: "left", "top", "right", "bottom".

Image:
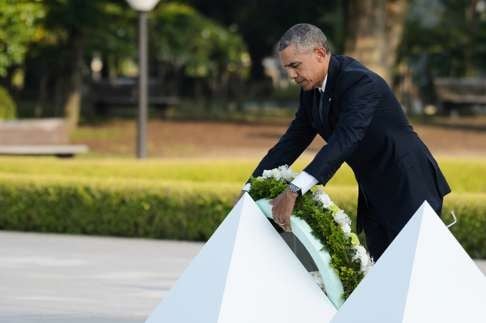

{"left": 250, "top": 90, "right": 317, "bottom": 179}
{"left": 304, "top": 75, "right": 380, "bottom": 185}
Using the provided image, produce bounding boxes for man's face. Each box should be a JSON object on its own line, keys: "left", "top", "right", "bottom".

{"left": 279, "top": 44, "right": 329, "bottom": 91}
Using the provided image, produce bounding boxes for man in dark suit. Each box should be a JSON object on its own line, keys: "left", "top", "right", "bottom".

{"left": 243, "top": 23, "right": 451, "bottom": 260}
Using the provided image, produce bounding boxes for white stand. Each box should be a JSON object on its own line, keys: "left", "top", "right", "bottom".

{"left": 331, "top": 201, "right": 486, "bottom": 323}
{"left": 145, "top": 193, "right": 336, "bottom": 323}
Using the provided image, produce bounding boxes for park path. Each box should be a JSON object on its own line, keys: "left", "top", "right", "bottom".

{"left": 0, "top": 231, "right": 200, "bottom": 323}
{"left": 0, "top": 231, "right": 485, "bottom": 323}
{"left": 71, "top": 119, "right": 486, "bottom": 158}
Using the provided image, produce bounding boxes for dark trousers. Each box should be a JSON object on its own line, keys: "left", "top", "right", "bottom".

{"left": 363, "top": 198, "right": 443, "bottom": 261}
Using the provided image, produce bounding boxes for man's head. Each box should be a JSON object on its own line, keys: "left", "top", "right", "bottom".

{"left": 278, "top": 23, "right": 330, "bottom": 91}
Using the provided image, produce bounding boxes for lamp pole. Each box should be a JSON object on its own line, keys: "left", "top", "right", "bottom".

{"left": 137, "top": 10, "right": 148, "bottom": 159}
{"left": 126, "top": 0, "right": 160, "bottom": 159}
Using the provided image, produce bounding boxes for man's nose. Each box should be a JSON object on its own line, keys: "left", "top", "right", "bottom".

{"left": 288, "top": 69, "right": 298, "bottom": 80}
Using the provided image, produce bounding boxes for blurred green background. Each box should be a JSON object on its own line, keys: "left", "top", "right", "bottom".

{"left": 0, "top": 0, "right": 485, "bottom": 256}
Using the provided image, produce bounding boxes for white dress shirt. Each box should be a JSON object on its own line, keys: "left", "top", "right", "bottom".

{"left": 243, "top": 76, "right": 328, "bottom": 194}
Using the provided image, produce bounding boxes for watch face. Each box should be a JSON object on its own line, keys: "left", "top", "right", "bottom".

{"left": 290, "top": 184, "right": 300, "bottom": 193}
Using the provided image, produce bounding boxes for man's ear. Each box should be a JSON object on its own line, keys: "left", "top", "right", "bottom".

{"left": 314, "top": 47, "right": 327, "bottom": 62}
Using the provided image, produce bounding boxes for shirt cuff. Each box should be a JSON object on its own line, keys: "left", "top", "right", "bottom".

{"left": 242, "top": 183, "right": 251, "bottom": 192}
{"left": 291, "top": 171, "right": 318, "bottom": 195}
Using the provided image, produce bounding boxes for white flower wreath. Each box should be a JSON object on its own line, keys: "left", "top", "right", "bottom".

{"left": 254, "top": 165, "right": 373, "bottom": 274}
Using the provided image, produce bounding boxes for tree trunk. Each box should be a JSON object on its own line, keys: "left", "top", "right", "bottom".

{"left": 63, "top": 32, "right": 84, "bottom": 132}
{"left": 344, "top": 0, "right": 409, "bottom": 84}
{"left": 34, "top": 72, "right": 48, "bottom": 118}
{"left": 64, "top": 82, "right": 81, "bottom": 130}
{"left": 465, "top": 0, "right": 479, "bottom": 76}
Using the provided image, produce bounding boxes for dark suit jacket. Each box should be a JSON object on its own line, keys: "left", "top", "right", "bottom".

{"left": 251, "top": 55, "right": 451, "bottom": 234}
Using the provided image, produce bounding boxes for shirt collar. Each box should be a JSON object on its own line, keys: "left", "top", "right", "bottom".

{"left": 318, "top": 75, "right": 327, "bottom": 93}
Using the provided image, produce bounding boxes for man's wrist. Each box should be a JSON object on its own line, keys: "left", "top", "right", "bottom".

{"left": 291, "top": 171, "right": 318, "bottom": 195}
{"left": 287, "top": 190, "right": 299, "bottom": 199}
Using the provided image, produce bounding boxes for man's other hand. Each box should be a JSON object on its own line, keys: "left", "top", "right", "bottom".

{"left": 271, "top": 188, "right": 298, "bottom": 232}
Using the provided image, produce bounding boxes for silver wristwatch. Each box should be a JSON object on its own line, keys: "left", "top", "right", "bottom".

{"left": 288, "top": 183, "right": 302, "bottom": 195}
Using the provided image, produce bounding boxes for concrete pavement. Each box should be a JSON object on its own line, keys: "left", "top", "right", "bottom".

{"left": 0, "top": 231, "right": 484, "bottom": 323}
{"left": 0, "top": 231, "right": 202, "bottom": 323}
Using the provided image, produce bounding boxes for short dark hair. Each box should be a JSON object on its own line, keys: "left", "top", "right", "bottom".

{"left": 278, "top": 23, "right": 330, "bottom": 53}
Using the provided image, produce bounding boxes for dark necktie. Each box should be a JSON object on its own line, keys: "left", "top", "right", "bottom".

{"left": 318, "top": 90, "right": 326, "bottom": 126}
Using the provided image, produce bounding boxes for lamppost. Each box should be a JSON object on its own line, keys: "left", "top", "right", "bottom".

{"left": 126, "top": 0, "right": 160, "bottom": 159}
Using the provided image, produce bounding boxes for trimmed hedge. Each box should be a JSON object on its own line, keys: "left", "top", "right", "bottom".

{"left": 0, "top": 175, "right": 485, "bottom": 258}
{"left": 441, "top": 193, "right": 486, "bottom": 258}
{"left": 0, "top": 175, "right": 235, "bottom": 241}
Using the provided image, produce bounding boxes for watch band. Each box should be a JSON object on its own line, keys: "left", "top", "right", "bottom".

{"left": 288, "top": 183, "right": 302, "bottom": 195}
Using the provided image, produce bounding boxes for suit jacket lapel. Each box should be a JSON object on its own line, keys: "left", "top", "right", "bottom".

{"left": 319, "top": 55, "right": 341, "bottom": 139}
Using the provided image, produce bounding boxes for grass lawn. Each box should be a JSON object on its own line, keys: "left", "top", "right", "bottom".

{"left": 0, "top": 156, "right": 485, "bottom": 193}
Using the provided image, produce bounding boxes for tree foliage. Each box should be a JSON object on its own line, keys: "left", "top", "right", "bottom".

{"left": 0, "top": 0, "right": 45, "bottom": 76}
{"left": 2, "top": 0, "right": 485, "bottom": 119}
{"left": 399, "top": 0, "right": 486, "bottom": 77}
{"left": 186, "top": 0, "right": 343, "bottom": 79}
{"left": 151, "top": 3, "right": 250, "bottom": 86}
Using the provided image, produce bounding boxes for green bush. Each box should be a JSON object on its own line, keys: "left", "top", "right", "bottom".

{"left": 0, "top": 174, "right": 484, "bottom": 258}
{"left": 0, "top": 86, "right": 16, "bottom": 120}
{"left": 0, "top": 175, "right": 235, "bottom": 241}
{"left": 442, "top": 193, "right": 486, "bottom": 259}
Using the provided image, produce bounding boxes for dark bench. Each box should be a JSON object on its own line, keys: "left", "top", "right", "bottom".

{"left": 90, "top": 78, "right": 179, "bottom": 116}
{"left": 434, "top": 78, "right": 486, "bottom": 114}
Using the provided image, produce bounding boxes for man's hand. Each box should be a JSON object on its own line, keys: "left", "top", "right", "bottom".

{"left": 271, "top": 188, "right": 299, "bottom": 232}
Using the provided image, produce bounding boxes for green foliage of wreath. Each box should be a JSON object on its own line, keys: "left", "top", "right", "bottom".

{"left": 249, "top": 176, "right": 364, "bottom": 299}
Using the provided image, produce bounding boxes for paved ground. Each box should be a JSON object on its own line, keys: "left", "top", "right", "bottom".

{"left": 0, "top": 231, "right": 202, "bottom": 323}
{"left": 0, "top": 231, "right": 485, "bottom": 323}
{"left": 71, "top": 118, "right": 486, "bottom": 158}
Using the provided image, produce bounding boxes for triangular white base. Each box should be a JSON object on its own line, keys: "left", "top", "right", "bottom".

{"left": 331, "top": 201, "right": 486, "bottom": 323}
{"left": 145, "top": 193, "right": 336, "bottom": 323}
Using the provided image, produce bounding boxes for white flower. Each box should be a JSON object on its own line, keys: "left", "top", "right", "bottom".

{"left": 364, "top": 257, "right": 375, "bottom": 273}
{"left": 278, "top": 165, "right": 296, "bottom": 181}
{"left": 333, "top": 210, "right": 352, "bottom": 227}
{"left": 353, "top": 245, "right": 373, "bottom": 273}
{"left": 362, "top": 261, "right": 373, "bottom": 274}
{"left": 271, "top": 168, "right": 282, "bottom": 180}
{"left": 262, "top": 169, "right": 272, "bottom": 179}
{"left": 354, "top": 245, "right": 366, "bottom": 257}
{"left": 260, "top": 165, "right": 296, "bottom": 182}
{"left": 313, "top": 188, "right": 333, "bottom": 208}
{"left": 341, "top": 223, "right": 352, "bottom": 234}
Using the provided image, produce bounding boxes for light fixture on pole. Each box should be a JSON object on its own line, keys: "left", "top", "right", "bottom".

{"left": 126, "top": 0, "right": 160, "bottom": 159}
